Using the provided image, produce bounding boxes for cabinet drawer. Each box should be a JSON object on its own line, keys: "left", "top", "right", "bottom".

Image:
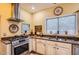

{"left": 47, "top": 41, "right": 56, "bottom": 46}
{"left": 37, "top": 39, "right": 46, "bottom": 43}
{"left": 56, "top": 42, "right": 72, "bottom": 49}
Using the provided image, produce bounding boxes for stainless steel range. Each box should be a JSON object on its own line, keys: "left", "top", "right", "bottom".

{"left": 11, "top": 36, "right": 29, "bottom": 55}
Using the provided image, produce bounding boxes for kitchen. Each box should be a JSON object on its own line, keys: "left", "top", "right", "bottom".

{"left": 0, "top": 3, "right": 79, "bottom": 55}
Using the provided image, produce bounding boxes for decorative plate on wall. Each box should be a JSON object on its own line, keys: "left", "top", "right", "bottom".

{"left": 9, "top": 24, "right": 19, "bottom": 33}
{"left": 54, "top": 6, "right": 63, "bottom": 16}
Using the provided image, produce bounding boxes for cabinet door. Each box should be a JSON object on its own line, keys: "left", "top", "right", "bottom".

{"left": 56, "top": 47, "right": 71, "bottom": 55}
{"left": 46, "top": 41, "right": 56, "bottom": 55}
{"left": 29, "top": 38, "right": 32, "bottom": 52}
{"left": 32, "top": 39, "right": 36, "bottom": 51}
{"left": 46, "top": 45, "right": 56, "bottom": 55}
{"left": 0, "top": 42, "right": 7, "bottom": 55}
{"left": 56, "top": 42, "right": 72, "bottom": 55}
{"left": 36, "top": 39, "right": 46, "bottom": 54}
{"left": 0, "top": 41, "right": 11, "bottom": 55}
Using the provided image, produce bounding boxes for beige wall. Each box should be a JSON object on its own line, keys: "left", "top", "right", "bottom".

{"left": 19, "top": 8, "right": 33, "bottom": 33}
{"left": 0, "top": 3, "right": 79, "bottom": 37}
{"left": 0, "top": 3, "right": 12, "bottom": 37}
{"left": 0, "top": 4, "right": 22, "bottom": 37}
{"left": 33, "top": 3, "right": 79, "bottom": 34}
{"left": 0, "top": 4, "right": 32, "bottom": 37}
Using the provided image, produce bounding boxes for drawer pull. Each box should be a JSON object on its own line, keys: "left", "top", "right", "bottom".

{"left": 53, "top": 47, "right": 56, "bottom": 48}
{"left": 56, "top": 47, "right": 59, "bottom": 50}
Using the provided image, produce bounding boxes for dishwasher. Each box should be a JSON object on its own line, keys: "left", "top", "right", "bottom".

{"left": 73, "top": 45, "right": 79, "bottom": 55}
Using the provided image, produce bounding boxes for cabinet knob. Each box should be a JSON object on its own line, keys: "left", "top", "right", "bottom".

{"left": 53, "top": 47, "right": 56, "bottom": 48}
{"left": 55, "top": 44, "right": 57, "bottom": 46}
{"left": 56, "top": 47, "right": 59, "bottom": 50}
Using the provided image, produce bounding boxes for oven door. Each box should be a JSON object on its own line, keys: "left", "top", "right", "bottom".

{"left": 13, "top": 43, "right": 29, "bottom": 55}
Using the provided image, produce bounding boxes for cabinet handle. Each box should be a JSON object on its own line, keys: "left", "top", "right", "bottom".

{"left": 55, "top": 44, "right": 58, "bottom": 46}
{"left": 53, "top": 47, "right": 56, "bottom": 48}
{"left": 56, "top": 47, "right": 59, "bottom": 50}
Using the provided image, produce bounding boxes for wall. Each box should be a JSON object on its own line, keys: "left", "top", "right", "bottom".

{"left": 0, "top": 4, "right": 32, "bottom": 54}
{"left": 0, "top": 3, "right": 22, "bottom": 37}
{"left": 19, "top": 8, "right": 33, "bottom": 34}
{"left": 0, "top": 3, "right": 32, "bottom": 37}
{"left": 0, "top": 3, "right": 79, "bottom": 37}
{"left": 33, "top": 3, "right": 79, "bottom": 34}
{"left": 0, "top": 3, "right": 12, "bottom": 37}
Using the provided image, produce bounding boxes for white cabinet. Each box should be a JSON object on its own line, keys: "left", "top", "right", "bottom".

{"left": 30, "top": 37, "right": 72, "bottom": 55}
{"left": 56, "top": 47, "right": 71, "bottom": 55}
{"left": 36, "top": 39, "right": 46, "bottom": 54}
{"left": 46, "top": 45, "right": 56, "bottom": 55}
{"left": 29, "top": 38, "right": 32, "bottom": 52}
{"left": 32, "top": 38, "right": 36, "bottom": 51}
{"left": 0, "top": 41, "right": 11, "bottom": 55}
{"left": 46, "top": 41, "right": 56, "bottom": 55}
{"left": 56, "top": 42, "right": 72, "bottom": 55}
{"left": 46, "top": 41, "right": 72, "bottom": 55}
{"left": 29, "top": 38, "right": 36, "bottom": 52}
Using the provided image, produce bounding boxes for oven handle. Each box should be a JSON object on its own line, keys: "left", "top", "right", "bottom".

{"left": 12, "top": 42, "right": 29, "bottom": 48}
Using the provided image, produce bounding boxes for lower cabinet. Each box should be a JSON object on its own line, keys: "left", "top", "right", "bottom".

{"left": 0, "top": 41, "right": 11, "bottom": 55}
{"left": 31, "top": 38, "right": 72, "bottom": 55}
{"left": 36, "top": 39, "right": 46, "bottom": 54}
{"left": 56, "top": 42, "right": 72, "bottom": 55}
{"left": 29, "top": 38, "right": 36, "bottom": 52}
{"left": 56, "top": 47, "right": 71, "bottom": 55}
{"left": 46, "top": 41, "right": 72, "bottom": 55}
{"left": 32, "top": 38, "right": 36, "bottom": 51}
{"left": 29, "top": 38, "right": 32, "bottom": 52}
{"left": 46, "top": 41, "right": 56, "bottom": 55}
{"left": 46, "top": 45, "right": 56, "bottom": 55}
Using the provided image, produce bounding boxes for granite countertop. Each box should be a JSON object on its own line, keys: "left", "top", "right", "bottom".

{"left": 1, "top": 39, "right": 11, "bottom": 45}
{"left": 48, "top": 38, "right": 79, "bottom": 45}
{"left": 31, "top": 36, "right": 79, "bottom": 45}
{"left": 2, "top": 34, "right": 79, "bottom": 45}
{"left": 38, "top": 34, "right": 79, "bottom": 38}
{"left": 1, "top": 35, "right": 30, "bottom": 45}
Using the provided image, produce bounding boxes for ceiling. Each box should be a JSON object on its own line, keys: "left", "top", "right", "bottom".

{"left": 20, "top": 3, "right": 59, "bottom": 13}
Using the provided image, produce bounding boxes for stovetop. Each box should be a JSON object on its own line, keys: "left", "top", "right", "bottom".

{"left": 1, "top": 35, "right": 29, "bottom": 44}
{"left": 6, "top": 35, "right": 28, "bottom": 41}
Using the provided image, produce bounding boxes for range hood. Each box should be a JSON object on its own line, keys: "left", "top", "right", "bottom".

{"left": 8, "top": 3, "right": 23, "bottom": 22}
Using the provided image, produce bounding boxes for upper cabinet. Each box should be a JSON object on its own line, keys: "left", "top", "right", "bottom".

{"left": 46, "top": 14, "right": 77, "bottom": 35}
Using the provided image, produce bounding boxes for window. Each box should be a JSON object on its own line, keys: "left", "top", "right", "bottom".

{"left": 46, "top": 14, "right": 76, "bottom": 35}
{"left": 59, "top": 15, "right": 76, "bottom": 35}
{"left": 46, "top": 18, "right": 58, "bottom": 34}
{"left": 21, "top": 23, "right": 30, "bottom": 33}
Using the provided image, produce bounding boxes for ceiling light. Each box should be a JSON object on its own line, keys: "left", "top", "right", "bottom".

{"left": 32, "top": 6, "right": 35, "bottom": 10}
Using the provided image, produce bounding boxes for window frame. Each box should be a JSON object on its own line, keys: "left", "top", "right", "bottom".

{"left": 21, "top": 23, "right": 30, "bottom": 33}
{"left": 46, "top": 17, "right": 58, "bottom": 34}
{"left": 45, "top": 14, "right": 77, "bottom": 35}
